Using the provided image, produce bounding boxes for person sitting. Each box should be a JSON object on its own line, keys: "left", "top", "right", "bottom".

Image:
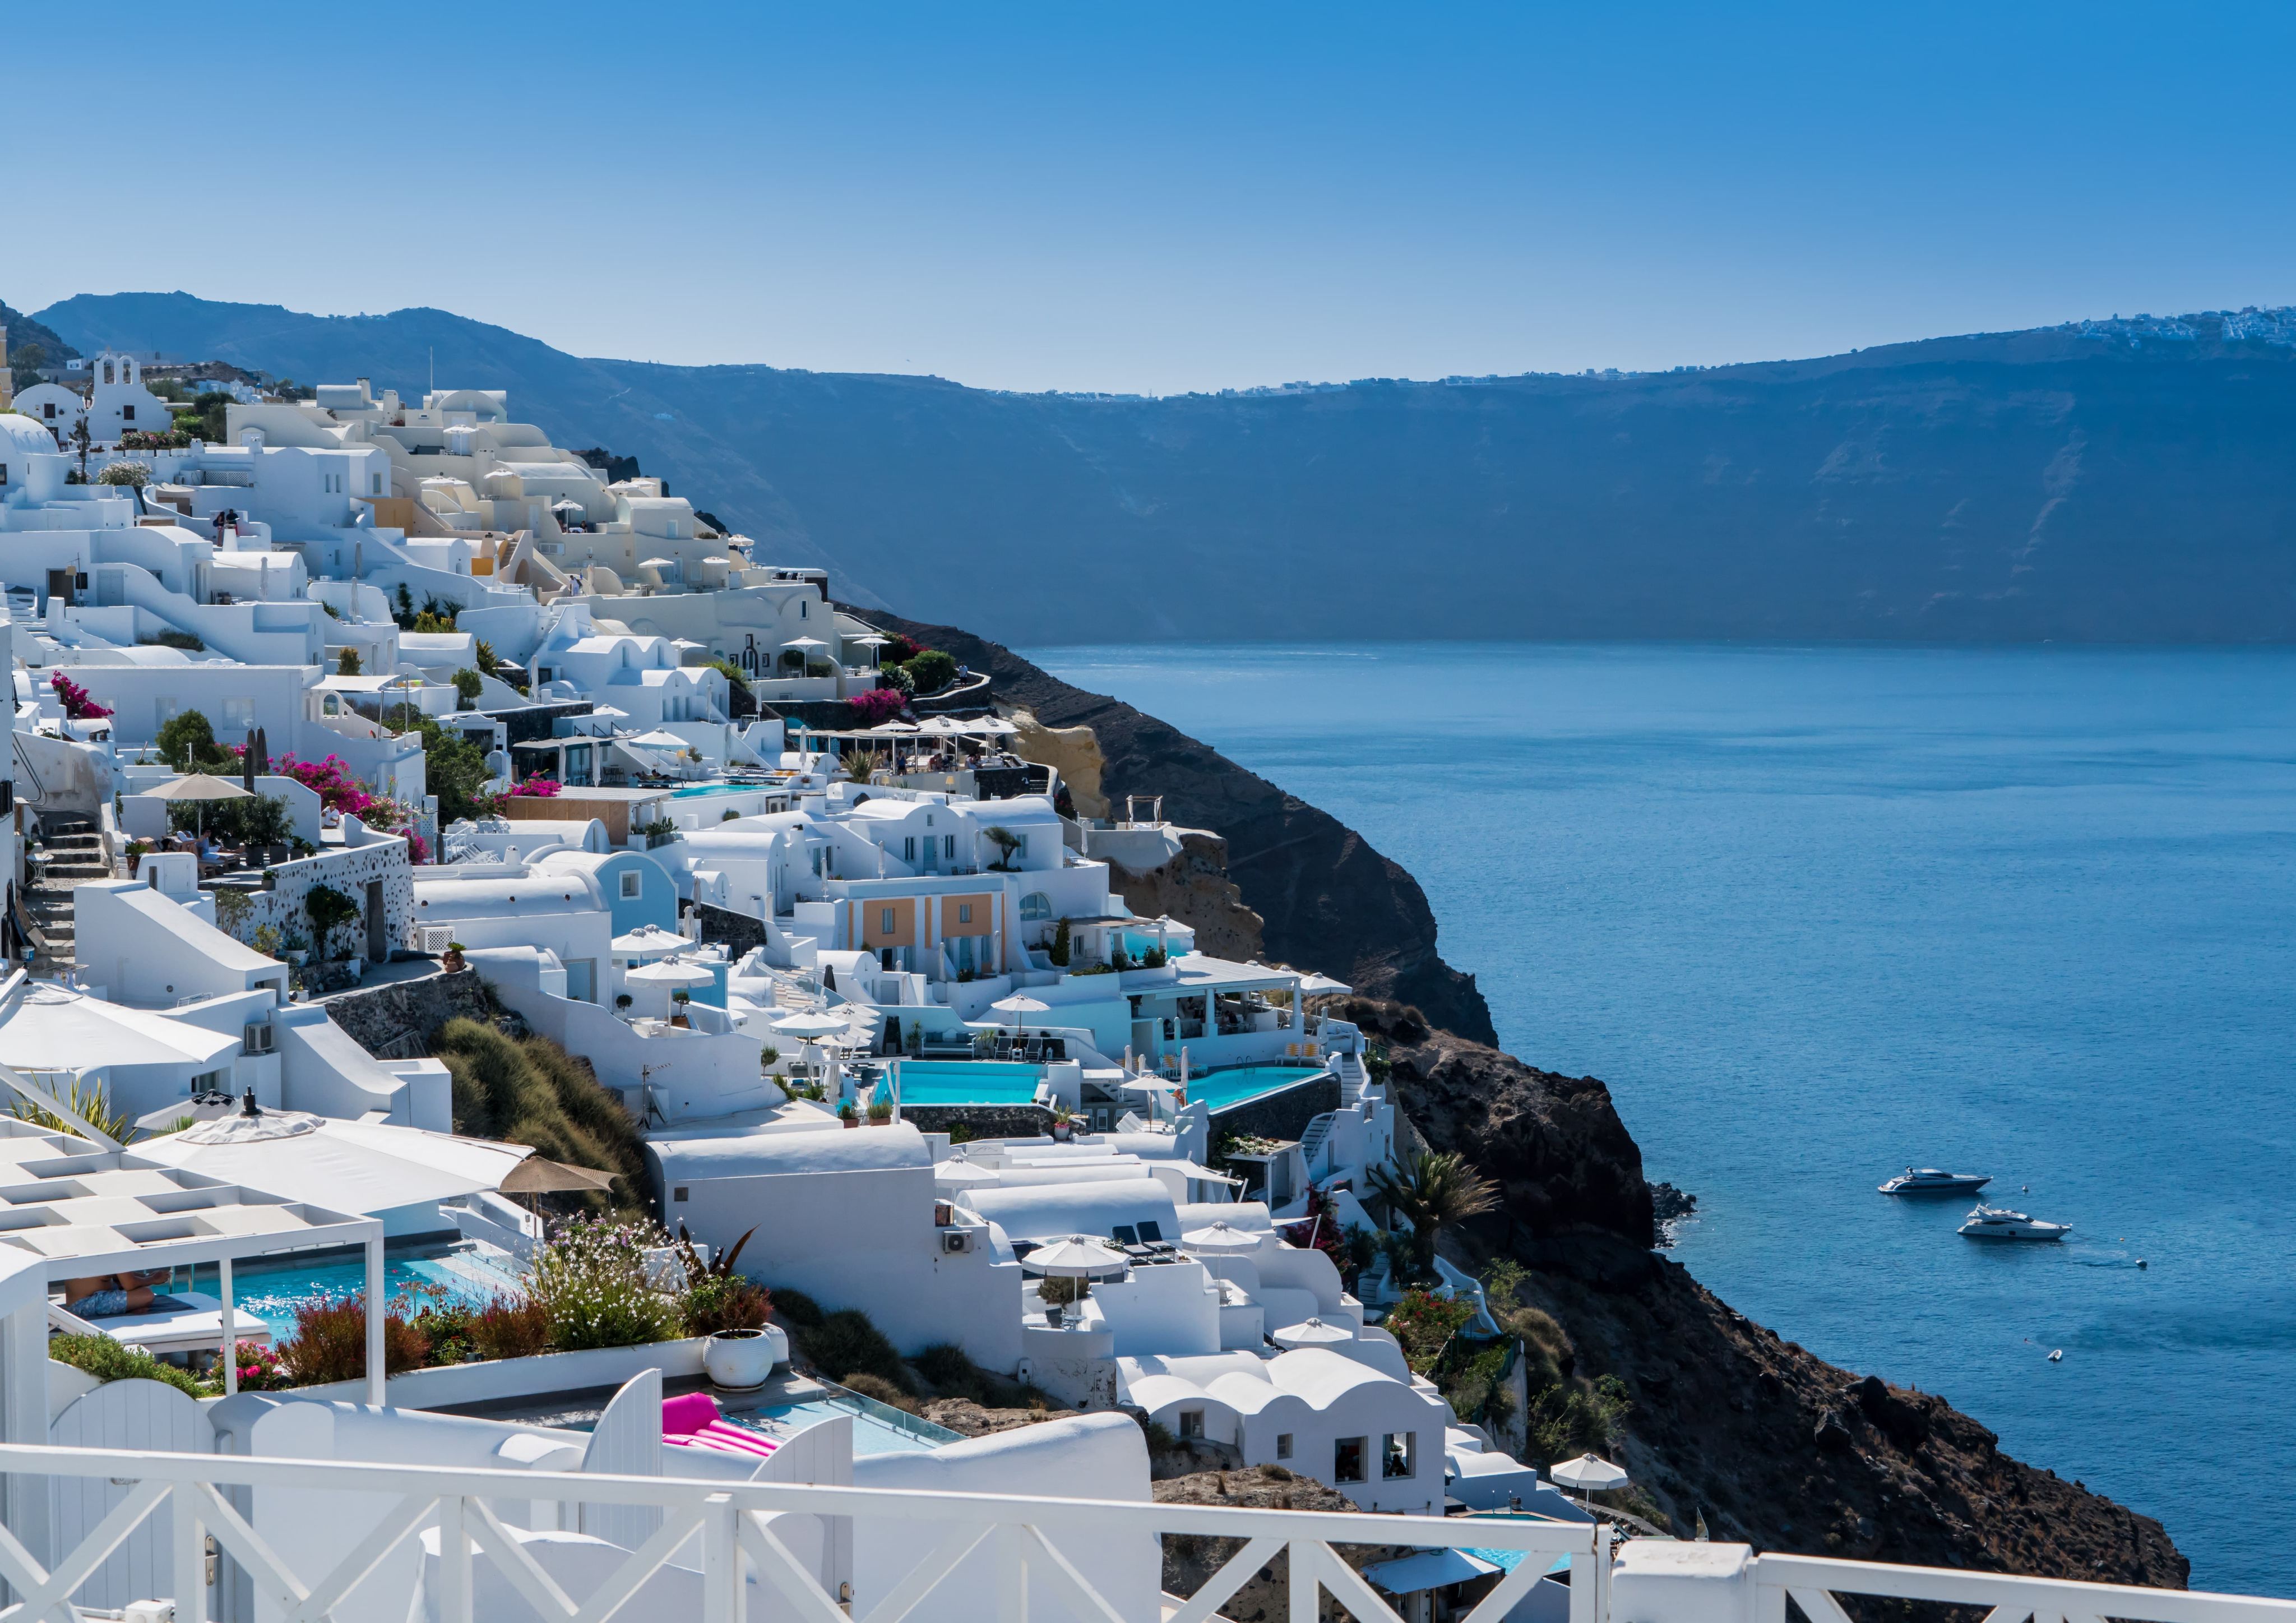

{"left": 64, "top": 1269, "right": 172, "bottom": 1319}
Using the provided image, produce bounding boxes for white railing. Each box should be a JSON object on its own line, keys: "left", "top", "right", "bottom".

{"left": 1748, "top": 1552, "right": 2296, "bottom": 1623}
{"left": 0, "top": 1442, "right": 1607, "bottom": 1623}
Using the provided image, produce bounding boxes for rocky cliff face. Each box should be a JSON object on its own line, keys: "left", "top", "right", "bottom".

{"left": 1334, "top": 997, "right": 2187, "bottom": 1588}
{"left": 1107, "top": 829, "right": 1267, "bottom": 964}
{"left": 858, "top": 612, "right": 1497, "bottom": 1044}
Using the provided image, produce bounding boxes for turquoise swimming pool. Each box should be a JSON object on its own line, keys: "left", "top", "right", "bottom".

{"left": 177, "top": 1245, "right": 526, "bottom": 1337}
{"left": 732, "top": 1393, "right": 962, "bottom": 1456}
{"left": 1188, "top": 1064, "right": 1330, "bottom": 1114}
{"left": 892, "top": 1060, "right": 1045, "bottom": 1106}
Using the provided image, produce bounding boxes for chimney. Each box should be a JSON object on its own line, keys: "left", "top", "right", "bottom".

{"left": 355, "top": 376, "right": 372, "bottom": 405}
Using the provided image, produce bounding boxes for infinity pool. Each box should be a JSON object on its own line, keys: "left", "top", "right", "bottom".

{"left": 891, "top": 1061, "right": 1045, "bottom": 1106}
{"left": 1188, "top": 1064, "right": 1330, "bottom": 1114}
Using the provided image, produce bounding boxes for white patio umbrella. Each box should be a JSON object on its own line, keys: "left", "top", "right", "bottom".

{"left": 144, "top": 773, "right": 254, "bottom": 842}
{"left": 137, "top": 1110, "right": 530, "bottom": 1215}
{"left": 626, "top": 960, "right": 714, "bottom": 991}
{"left": 772, "top": 1009, "right": 851, "bottom": 1080}
{"left": 1181, "top": 1219, "right": 1264, "bottom": 1254}
{"left": 990, "top": 994, "right": 1050, "bottom": 1042}
{"left": 638, "top": 557, "right": 678, "bottom": 570}
{"left": 1021, "top": 1236, "right": 1129, "bottom": 1279}
{"left": 868, "top": 720, "right": 920, "bottom": 736}
{"left": 610, "top": 924, "right": 687, "bottom": 960}
{"left": 1551, "top": 1453, "right": 1630, "bottom": 1500}
{"left": 1271, "top": 1316, "right": 1355, "bottom": 1349}
{"left": 932, "top": 1155, "right": 1001, "bottom": 1189}
{"left": 1296, "top": 972, "right": 1353, "bottom": 995}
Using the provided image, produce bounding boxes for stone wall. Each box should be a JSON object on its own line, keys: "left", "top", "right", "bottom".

{"left": 694, "top": 901, "right": 765, "bottom": 958}
{"left": 898, "top": 1103, "right": 1054, "bottom": 1141}
{"left": 318, "top": 966, "right": 506, "bottom": 1060}
{"left": 1109, "top": 829, "right": 1265, "bottom": 964}
{"left": 211, "top": 838, "right": 418, "bottom": 961}
{"left": 1206, "top": 1072, "right": 1339, "bottom": 1144}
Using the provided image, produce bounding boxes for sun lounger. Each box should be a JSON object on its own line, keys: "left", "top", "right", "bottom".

{"left": 662, "top": 1391, "right": 779, "bottom": 1462}
{"left": 72, "top": 1292, "right": 274, "bottom": 1358}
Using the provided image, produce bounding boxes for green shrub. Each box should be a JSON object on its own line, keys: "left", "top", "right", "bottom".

{"left": 527, "top": 1214, "right": 683, "bottom": 1351}
{"left": 766, "top": 1286, "right": 825, "bottom": 1329}
{"left": 684, "top": 1274, "right": 773, "bottom": 1337}
{"left": 452, "top": 668, "right": 484, "bottom": 709}
{"left": 905, "top": 650, "right": 957, "bottom": 694}
{"left": 156, "top": 708, "right": 229, "bottom": 771}
{"left": 12, "top": 1076, "right": 135, "bottom": 1144}
{"left": 802, "top": 1307, "right": 905, "bottom": 1388}
{"left": 1527, "top": 1374, "right": 1632, "bottom": 1467}
{"left": 839, "top": 1372, "right": 922, "bottom": 1413}
{"left": 48, "top": 1333, "right": 203, "bottom": 1397}
{"left": 436, "top": 1020, "right": 647, "bottom": 1213}
{"left": 305, "top": 885, "right": 358, "bottom": 959}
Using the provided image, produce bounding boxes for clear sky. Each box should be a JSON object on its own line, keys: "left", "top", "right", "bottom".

{"left": 15, "top": 2, "right": 2296, "bottom": 394}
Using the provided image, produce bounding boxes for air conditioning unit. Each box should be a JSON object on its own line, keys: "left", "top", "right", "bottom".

{"left": 419, "top": 926, "right": 456, "bottom": 956}
{"left": 242, "top": 1023, "right": 274, "bottom": 1057}
{"left": 941, "top": 1229, "right": 970, "bottom": 1255}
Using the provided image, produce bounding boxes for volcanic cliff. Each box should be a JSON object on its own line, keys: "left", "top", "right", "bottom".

{"left": 828, "top": 628, "right": 2187, "bottom": 1587}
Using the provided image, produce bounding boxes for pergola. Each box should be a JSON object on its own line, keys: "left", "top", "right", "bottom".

{"left": 0, "top": 1090, "right": 386, "bottom": 1408}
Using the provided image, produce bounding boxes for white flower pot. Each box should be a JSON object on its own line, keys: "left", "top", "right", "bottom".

{"left": 704, "top": 1325, "right": 785, "bottom": 1390}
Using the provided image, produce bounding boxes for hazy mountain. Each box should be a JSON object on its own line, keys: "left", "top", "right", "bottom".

{"left": 37, "top": 291, "right": 2296, "bottom": 644}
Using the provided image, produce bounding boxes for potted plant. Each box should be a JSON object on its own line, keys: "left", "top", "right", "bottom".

{"left": 1050, "top": 1107, "right": 1075, "bottom": 1142}
{"left": 670, "top": 990, "right": 692, "bottom": 1028}
{"left": 867, "top": 1096, "right": 893, "bottom": 1126}
{"left": 838, "top": 1101, "right": 859, "bottom": 1130}
{"left": 126, "top": 839, "right": 154, "bottom": 876}
{"left": 441, "top": 940, "right": 466, "bottom": 973}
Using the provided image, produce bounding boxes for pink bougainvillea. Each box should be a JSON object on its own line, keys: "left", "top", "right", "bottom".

{"left": 845, "top": 688, "right": 907, "bottom": 728}
{"left": 48, "top": 672, "right": 112, "bottom": 720}
{"left": 508, "top": 778, "right": 561, "bottom": 798}
{"left": 271, "top": 753, "right": 379, "bottom": 818}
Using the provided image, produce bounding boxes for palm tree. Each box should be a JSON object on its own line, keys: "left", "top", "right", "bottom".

{"left": 1368, "top": 1150, "right": 1501, "bottom": 1282}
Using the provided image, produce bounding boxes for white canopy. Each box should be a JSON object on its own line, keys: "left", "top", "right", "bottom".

{"left": 1550, "top": 1453, "right": 1630, "bottom": 1492}
{"left": 990, "top": 995, "right": 1050, "bottom": 1018}
{"left": 611, "top": 924, "right": 687, "bottom": 958}
{"left": 771, "top": 1011, "right": 848, "bottom": 1039}
{"left": 1181, "top": 1219, "right": 1263, "bottom": 1253}
{"left": 783, "top": 636, "right": 828, "bottom": 650}
{"left": 930, "top": 1155, "right": 1001, "bottom": 1188}
{"left": 1271, "top": 1316, "right": 1354, "bottom": 1348}
{"left": 0, "top": 986, "right": 239, "bottom": 1072}
{"left": 141, "top": 774, "right": 253, "bottom": 803}
{"left": 626, "top": 960, "right": 715, "bottom": 989}
{"left": 136, "top": 1115, "right": 530, "bottom": 1215}
{"left": 627, "top": 730, "right": 692, "bottom": 750}
{"left": 1295, "top": 972, "right": 1353, "bottom": 995}
{"left": 1020, "top": 1236, "right": 1129, "bottom": 1278}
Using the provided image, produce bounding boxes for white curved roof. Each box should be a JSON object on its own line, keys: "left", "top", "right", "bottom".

{"left": 411, "top": 872, "right": 605, "bottom": 919}
{"left": 648, "top": 1122, "right": 928, "bottom": 1178}
{"left": 0, "top": 413, "right": 61, "bottom": 464}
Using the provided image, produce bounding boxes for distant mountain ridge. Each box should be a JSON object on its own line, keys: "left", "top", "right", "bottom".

{"left": 35, "top": 290, "right": 2296, "bottom": 645}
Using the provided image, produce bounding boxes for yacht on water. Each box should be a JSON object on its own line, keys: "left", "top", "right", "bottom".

{"left": 1879, "top": 1167, "right": 1991, "bottom": 1195}
{"left": 1958, "top": 1204, "right": 2071, "bottom": 1241}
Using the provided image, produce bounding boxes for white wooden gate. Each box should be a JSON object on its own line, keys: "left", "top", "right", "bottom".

{"left": 578, "top": 1367, "right": 663, "bottom": 1553}
{"left": 48, "top": 1376, "right": 211, "bottom": 1608}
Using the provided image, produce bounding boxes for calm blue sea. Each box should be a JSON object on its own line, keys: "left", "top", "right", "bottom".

{"left": 1025, "top": 641, "right": 2296, "bottom": 1595}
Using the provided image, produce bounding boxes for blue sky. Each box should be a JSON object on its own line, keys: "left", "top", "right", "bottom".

{"left": 16, "top": 2, "right": 2296, "bottom": 392}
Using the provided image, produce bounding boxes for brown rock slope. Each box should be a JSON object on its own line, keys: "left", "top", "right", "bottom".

{"left": 854, "top": 611, "right": 1497, "bottom": 1044}
{"left": 1339, "top": 997, "right": 2187, "bottom": 1587}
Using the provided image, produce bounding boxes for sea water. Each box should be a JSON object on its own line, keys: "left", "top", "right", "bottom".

{"left": 1025, "top": 641, "right": 2296, "bottom": 1594}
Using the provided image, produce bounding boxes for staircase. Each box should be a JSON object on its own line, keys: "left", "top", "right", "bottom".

{"left": 23, "top": 819, "right": 111, "bottom": 977}
{"left": 1297, "top": 1109, "right": 1339, "bottom": 1181}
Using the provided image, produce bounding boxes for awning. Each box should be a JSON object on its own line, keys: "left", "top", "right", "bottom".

{"left": 1360, "top": 1548, "right": 1502, "bottom": 1595}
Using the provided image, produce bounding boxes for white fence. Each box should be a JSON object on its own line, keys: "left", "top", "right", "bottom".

{"left": 5, "top": 1442, "right": 2292, "bottom": 1623}
{"left": 0, "top": 1442, "right": 1605, "bottom": 1623}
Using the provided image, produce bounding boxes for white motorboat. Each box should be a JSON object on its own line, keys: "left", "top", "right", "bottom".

{"left": 1957, "top": 1204, "right": 2070, "bottom": 1241}
{"left": 1878, "top": 1167, "right": 1991, "bottom": 1195}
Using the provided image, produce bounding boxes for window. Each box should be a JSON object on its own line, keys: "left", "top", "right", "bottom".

{"left": 1012, "top": 833, "right": 1030, "bottom": 858}
{"left": 122, "top": 404, "right": 135, "bottom": 422}
{"left": 223, "top": 699, "right": 254, "bottom": 729}
{"left": 620, "top": 872, "right": 642, "bottom": 900}
{"left": 372, "top": 473, "right": 384, "bottom": 494}
{"left": 1177, "top": 1411, "right": 1204, "bottom": 1441}
{"left": 956, "top": 903, "right": 973, "bottom": 924}
{"left": 1334, "top": 1437, "right": 1366, "bottom": 1484}
{"left": 1276, "top": 1434, "right": 1294, "bottom": 1461}
{"left": 42, "top": 404, "right": 54, "bottom": 418}
{"left": 1382, "top": 1432, "right": 1417, "bottom": 1479}
{"left": 1020, "top": 892, "right": 1052, "bottom": 922}
{"left": 944, "top": 835, "right": 955, "bottom": 860}
{"left": 799, "top": 600, "right": 808, "bottom": 618}
{"left": 0, "top": 464, "right": 7, "bottom": 485}
{"left": 902, "top": 837, "right": 915, "bottom": 862}
{"left": 673, "top": 1186, "right": 689, "bottom": 1203}
{"left": 879, "top": 907, "right": 895, "bottom": 935}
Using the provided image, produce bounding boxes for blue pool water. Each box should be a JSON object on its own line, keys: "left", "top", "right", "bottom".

{"left": 1189, "top": 1064, "right": 1330, "bottom": 1115}
{"left": 893, "top": 1060, "right": 1045, "bottom": 1105}
{"left": 737, "top": 1397, "right": 960, "bottom": 1456}
{"left": 1027, "top": 640, "right": 2296, "bottom": 1594}
{"left": 182, "top": 1246, "right": 525, "bottom": 1338}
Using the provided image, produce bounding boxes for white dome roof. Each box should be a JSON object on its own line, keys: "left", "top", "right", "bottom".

{"left": 0, "top": 413, "right": 60, "bottom": 464}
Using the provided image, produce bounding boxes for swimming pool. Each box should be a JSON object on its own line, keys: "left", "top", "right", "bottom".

{"left": 177, "top": 1245, "right": 526, "bottom": 1338}
{"left": 891, "top": 1060, "right": 1045, "bottom": 1106}
{"left": 1188, "top": 1064, "right": 1330, "bottom": 1114}
{"left": 733, "top": 1392, "right": 962, "bottom": 1456}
